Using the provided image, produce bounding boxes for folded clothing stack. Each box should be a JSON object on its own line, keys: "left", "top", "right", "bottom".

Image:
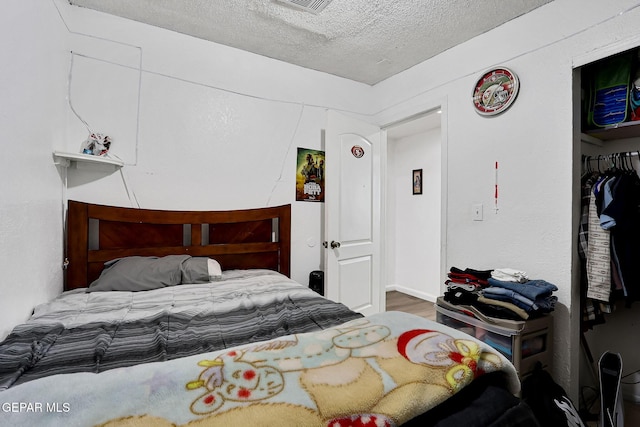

{"left": 445, "top": 266, "right": 492, "bottom": 291}
{"left": 444, "top": 267, "right": 558, "bottom": 321}
{"left": 484, "top": 277, "right": 558, "bottom": 315}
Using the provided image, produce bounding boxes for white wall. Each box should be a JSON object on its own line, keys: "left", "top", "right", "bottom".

{"left": 0, "top": 1, "right": 68, "bottom": 339}
{"left": 4, "top": 0, "right": 640, "bottom": 401}
{"left": 387, "top": 128, "right": 441, "bottom": 301}
{"left": 372, "top": 0, "right": 640, "bottom": 399}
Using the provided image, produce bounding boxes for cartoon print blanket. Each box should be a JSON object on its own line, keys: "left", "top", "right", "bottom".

{"left": 0, "top": 311, "right": 520, "bottom": 427}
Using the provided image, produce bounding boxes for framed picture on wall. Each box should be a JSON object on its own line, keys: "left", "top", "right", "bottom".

{"left": 413, "top": 169, "right": 422, "bottom": 195}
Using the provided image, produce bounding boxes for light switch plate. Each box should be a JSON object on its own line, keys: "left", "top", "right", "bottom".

{"left": 472, "top": 204, "right": 483, "bottom": 221}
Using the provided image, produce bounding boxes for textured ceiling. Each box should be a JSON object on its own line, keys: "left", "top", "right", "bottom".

{"left": 69, "top": 0, "right": 553, "bottom": 85}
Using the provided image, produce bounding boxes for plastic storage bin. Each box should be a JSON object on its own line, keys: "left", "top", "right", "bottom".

{"left": 435, "top": 297, "right": 553, "bottom": 378}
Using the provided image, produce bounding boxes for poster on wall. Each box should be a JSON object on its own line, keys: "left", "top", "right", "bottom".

{"left": 296, "top": 148, "right": 325, "bottom": 202}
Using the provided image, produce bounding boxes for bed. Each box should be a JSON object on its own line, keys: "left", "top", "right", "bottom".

{"left": 0, "top": 201, "right": 540, "bottom": 426}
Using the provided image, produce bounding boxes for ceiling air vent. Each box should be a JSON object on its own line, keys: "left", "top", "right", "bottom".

{"left": 275, "top": 0, "right": 333, "bottom": 14}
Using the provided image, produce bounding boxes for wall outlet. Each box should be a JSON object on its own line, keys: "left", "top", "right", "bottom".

{"left": 472, "top": 203, "right": 483, "bottom": 221}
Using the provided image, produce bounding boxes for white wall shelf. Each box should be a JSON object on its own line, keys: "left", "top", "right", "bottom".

{"left": 53, "top": 151, "right": 123, "bottom": 170}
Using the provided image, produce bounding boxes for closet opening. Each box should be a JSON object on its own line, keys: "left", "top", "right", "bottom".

{"left": 574, "top": 44, "right": 640, "bottom": 424}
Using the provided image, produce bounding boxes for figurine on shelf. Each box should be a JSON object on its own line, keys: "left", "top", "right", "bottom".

{"left": 80, "top": 133, "right": 111, "bottom": 156}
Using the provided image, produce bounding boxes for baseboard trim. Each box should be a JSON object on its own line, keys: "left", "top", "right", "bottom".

{"left": 385, "top": 284, "right": 437, "bottom": 303}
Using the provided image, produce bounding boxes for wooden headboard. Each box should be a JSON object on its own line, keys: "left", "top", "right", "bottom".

{"left": 65, "top": 201, "right": 291, "bottom": 290}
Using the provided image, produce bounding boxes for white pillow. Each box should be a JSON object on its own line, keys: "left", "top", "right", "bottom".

{"left": 207, "top": 258, "right": 223, "bottom": 281}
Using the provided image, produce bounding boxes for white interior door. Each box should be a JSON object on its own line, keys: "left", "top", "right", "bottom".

{"left": 324, "top": 110, "right": 385, "bottom": 316}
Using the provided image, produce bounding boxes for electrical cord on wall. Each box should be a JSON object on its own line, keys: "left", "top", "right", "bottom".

{"left": 67, "top": 50, "right": 142, "bottom": 166}
{"left": 266, "top": 104, "right": 305, "bottom": 206}
{"left": 67, "top": 52, "right": 94, "bottom": 136}
{"left": 61, "top": 166, "right": 69, "bottom": 270}
{"left": 68, "top": 51, "right": 141, "bottom": 210}
{"left": 108, "top": 152, "right": 140, "bottom": 209}
{"left": 119, "top": 168, "right": 141, "bottom": 209}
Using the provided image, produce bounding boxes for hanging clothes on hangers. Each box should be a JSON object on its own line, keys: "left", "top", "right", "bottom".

{"left": 600, "top": 156, "right": 640, "bottom": 305}
{"left": 579, "top": 152, "right": 640, "bottom": 330}
{"left": 579, "top": 160, "right": 608, "bottom": 329}
{"left": 586, "top": 172, "right": 612, "bottom": 302}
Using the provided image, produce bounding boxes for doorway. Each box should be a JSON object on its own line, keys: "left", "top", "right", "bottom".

{"left": 385, "top": 109, "right": 444, "bottom": 302}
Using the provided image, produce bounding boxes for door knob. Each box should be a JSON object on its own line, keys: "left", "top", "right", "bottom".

{"left": 330, "top": 240, "right": 341, "bottom": 249}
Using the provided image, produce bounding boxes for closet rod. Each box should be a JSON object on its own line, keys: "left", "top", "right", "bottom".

{"left": 582, "top": 152, "right": 640, "bottom": 173}
{"left": 582, "top": 152, "right": 640, "bottom": 162}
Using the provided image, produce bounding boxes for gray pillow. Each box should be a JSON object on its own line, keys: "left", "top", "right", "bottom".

{"left": 180, "top": 257, "right": 211, "bottom": 284}
{"left": 88, "top": 255, "right": 210, "bottom": 292}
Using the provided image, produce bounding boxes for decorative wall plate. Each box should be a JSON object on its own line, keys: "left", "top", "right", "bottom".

{"left": 472, "top": 67, "right": 520, "bottom": 116}
{"left": 351, "top": 145, "right": 364, "bottom": 158}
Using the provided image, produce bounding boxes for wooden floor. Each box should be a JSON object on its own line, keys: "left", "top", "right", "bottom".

{"left": 386, "top": 290, "right": 436, "bottom": 320}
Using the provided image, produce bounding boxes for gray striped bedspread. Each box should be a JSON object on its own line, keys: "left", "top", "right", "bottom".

{"left": 0, "top": 269, "right": 362, "bottom": 390}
